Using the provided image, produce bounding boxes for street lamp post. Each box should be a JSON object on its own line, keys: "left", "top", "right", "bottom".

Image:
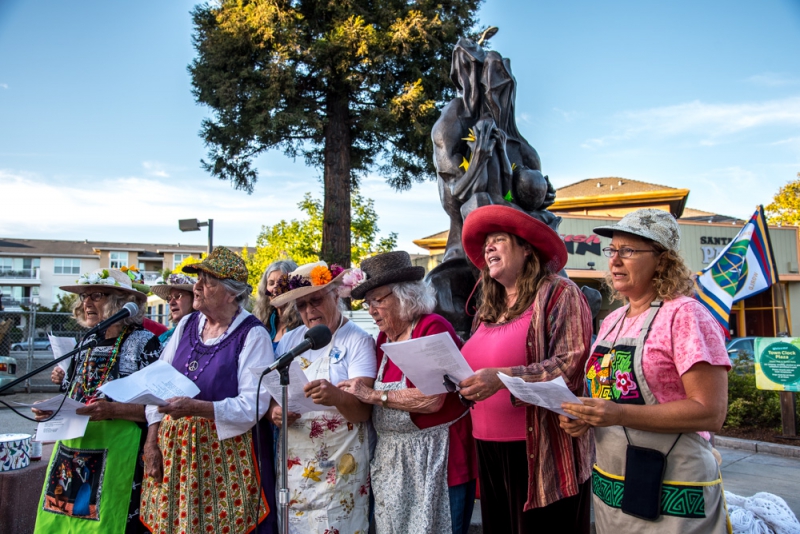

{"left": 178, "top": 218, "right": 214, "bottom": 255}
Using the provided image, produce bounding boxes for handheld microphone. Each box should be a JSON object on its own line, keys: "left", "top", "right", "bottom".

{"left": 263, "top": 324, "right": 332, "bottom": 375}
{"left": 85, "top": 302, "right": 139, "bottom": 337}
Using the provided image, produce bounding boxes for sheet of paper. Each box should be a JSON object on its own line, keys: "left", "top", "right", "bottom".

{"left": 496, "top": 373, "right": 583, "bottom": 419}
{"left": 35, "top": 413, "right": 90, "bottom": 442}
{"left": 98, "top": 360, "right": 200, "bottom": 406}
{"left": 49, "top": 335, "right": 77, "bottom": 372}
{"left": 250, "top": 361, "right": 334, "bottom": 413}
{"left": 11, "top": 395, "right": 86, "bottom": 413}
{"left": 379, "top": 332, "right": 474, "bottom": 395}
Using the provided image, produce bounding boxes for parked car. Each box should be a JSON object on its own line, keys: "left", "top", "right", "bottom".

{"left": 0, "top": 356, "right": 18, "bottom": 394}
{"left": 10, "top": 339, "right": 52, "bottom": 351}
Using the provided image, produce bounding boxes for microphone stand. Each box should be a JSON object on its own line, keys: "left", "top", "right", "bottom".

{"left": 0, "top": 339, "right": 97, "bottom": 395}
{"left": 279, "top": 363, "right": 290, "bottom": 534}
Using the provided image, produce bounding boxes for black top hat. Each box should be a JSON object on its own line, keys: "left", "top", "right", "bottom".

{"left": 350, "top": 251, "right": 426, "bottom": 300}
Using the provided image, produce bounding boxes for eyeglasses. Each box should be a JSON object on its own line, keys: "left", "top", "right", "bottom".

{"left": 167, "top": 293, "right": 186, "bottom": 303}
{"left": 602, "top": 247, "right": 657, "bottom": 259}
{"left": 442, "top": 374, "right": 474, "bottom": 408}
{"left": 362, "top": 291, "right": 393, "bottom": 310}
{"left": 296, "top": 292, "right": 330, "bottom": 312}
{"left": 79, "top": 292, "right": 108, "bottom": 302}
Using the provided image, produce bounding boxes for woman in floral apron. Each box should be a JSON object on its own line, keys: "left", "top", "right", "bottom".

{"left": 141, "top": 247, "right": 278, "bottom": 534}
{"left": 339, "top": 251, "right": 478, "bottom": 534}
{"left": 561, "top": 209, "right": 732, "bottom": 533}
{"left": 269, "top": 261, "right": 377, "bottom": 534}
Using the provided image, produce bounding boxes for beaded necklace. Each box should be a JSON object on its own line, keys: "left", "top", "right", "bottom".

{"left": 71, "top": 326, "right": 129, "bottom": 402}
{"left": 184, "top": 307, "right": 241, "bottom": 380}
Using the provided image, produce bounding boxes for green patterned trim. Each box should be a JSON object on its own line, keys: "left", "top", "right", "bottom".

{"left": 592, "top": 468, "right": 706, "bottom": 519}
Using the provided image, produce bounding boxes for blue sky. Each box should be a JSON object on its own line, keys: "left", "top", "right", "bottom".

{"left": 1, "top": 0, "right": 800, "bottom": 255}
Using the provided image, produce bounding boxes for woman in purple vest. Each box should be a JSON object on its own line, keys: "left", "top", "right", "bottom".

{"left": 140, "top": 247, "right": 277, "bottom": 534}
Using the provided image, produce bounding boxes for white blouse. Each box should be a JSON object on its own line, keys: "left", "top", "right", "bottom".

{"left": 145, "top": 308, "right": 275, "bottom": 440}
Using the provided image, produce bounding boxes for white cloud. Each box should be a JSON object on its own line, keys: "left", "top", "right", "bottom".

{"left": 0, "top": 83, "right": 8, "bottom": 89}
{"left": 582, "top": 96, "right": 800, "bottom": 149}
{"left": 745, "top": 72, "right": 800, "bottom": 87}
{"left": 553, "top": 107, "right": 578, "bottom": 122}
{"left": 142, "top": 161, "right": 170, "bottom": 178}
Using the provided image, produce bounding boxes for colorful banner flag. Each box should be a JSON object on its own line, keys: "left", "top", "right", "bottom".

{"left": 694, "top": 206, "right": 778, "bottom": 336}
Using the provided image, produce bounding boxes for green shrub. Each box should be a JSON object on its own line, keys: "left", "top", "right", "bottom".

{"left": 724, "top": 355, "right": 798, "bottom": 429}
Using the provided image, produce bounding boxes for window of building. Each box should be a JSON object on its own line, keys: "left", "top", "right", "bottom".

{"left": 54, "top": 258, "right": 81, "bottom": 275}
{"left": 109, "top": 252, "right": 128, "bottom": 269}
{"left": 0, "top": 258, "right": 11, "bottom": 272}
{"left": 173, "top": 254, "right": 191, "bottom": 269}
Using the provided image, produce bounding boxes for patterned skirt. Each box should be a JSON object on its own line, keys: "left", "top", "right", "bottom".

{"left": 141, "top": 415, "right": 270, "bottom": 534}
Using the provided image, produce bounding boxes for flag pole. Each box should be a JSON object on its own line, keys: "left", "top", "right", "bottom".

{"left": 761, "top": 204, "right": 798, "bottom": 438}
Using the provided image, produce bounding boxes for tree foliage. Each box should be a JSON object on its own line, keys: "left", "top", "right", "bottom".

{"left": 190, "top": 0, "right": 481, "bottom": 265}
{"left": 241, "top": 190, "right": 397, "bottom": 289}
{"left": 765, "top": 173, "right": 800, "bottom": 226}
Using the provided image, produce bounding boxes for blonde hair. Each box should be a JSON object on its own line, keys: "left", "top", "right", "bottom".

{"left": 604, "top": 242, "right": 694, "bottom": 303}
{"left": 254, "top": 260, "right": 298, "bottom": 324}
{"left": 476, "top": 234, "right": 554, "bottom": 323}
{"left": 72, "top": 290, "right": 145, "bottom": 329}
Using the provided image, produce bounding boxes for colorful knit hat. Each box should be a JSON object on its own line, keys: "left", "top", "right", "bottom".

{"left": 182, "top": 246, "right": 248, "bottom": 283}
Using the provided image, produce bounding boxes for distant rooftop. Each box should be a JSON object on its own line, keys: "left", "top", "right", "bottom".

{"left": 0, "top": 238, "right": 241, "bottom": 257}
{"left": 557, "top": 177, "right": 677, "bottom": 198}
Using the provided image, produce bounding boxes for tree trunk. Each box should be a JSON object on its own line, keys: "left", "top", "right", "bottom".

{"left": 321, "top": 93, "right": 352, "bottom": 268}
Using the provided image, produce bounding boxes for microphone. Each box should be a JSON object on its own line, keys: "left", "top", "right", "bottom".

{"left": 85, "top": 302, "right": 139, "bottom": 337}
{"left": 263, "top": 325, "right": 332, "bottom": 375}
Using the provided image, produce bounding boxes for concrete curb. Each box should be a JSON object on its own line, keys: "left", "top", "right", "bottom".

{"left": 716, "top": 436, "right": 800, "bottom": 459}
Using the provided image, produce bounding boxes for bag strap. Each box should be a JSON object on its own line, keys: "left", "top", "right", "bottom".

{"left": 624, "top": 427, "right": 682, "bottom": 458}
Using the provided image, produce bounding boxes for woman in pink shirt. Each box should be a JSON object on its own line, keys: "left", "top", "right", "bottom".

{"left": 561, "top": 209, "right": 731, "bottom": 533}
{"left": 456, "top": 206, "right": 595, "bottom": 534}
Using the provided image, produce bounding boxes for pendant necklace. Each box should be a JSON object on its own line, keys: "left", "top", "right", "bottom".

{"left": 601, "top": 310, "right": 627, "bottom": 369}
{"left": 185, "top": 308, "right": 241, "bottom": 379}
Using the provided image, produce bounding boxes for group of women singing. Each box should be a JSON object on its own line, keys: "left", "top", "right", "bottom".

{"left": 31, "top": 204, "right": 731, "bottom": 534}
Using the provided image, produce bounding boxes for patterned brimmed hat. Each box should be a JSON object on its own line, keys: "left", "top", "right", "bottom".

{"left": 350, "top": 251, "right": 425, "bottom": 300}
{"left": 462, "top": 205, "right": 568, "bottom": 272}
{"left": 182, "top": 246, "right": 248, "bottom": 283}
{"left": 151, "top": 273, "right": 196, "bottom": 300}
{"left": 60, "top": 268, "right": 149, "bottom": 302}
{"left": 269, "top": 261, "right": 365, "bottom": 308}
{"left": 593, "top": 209, "right": 681, "bottom": 251}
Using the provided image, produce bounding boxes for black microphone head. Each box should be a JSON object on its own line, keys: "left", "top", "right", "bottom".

{"left": 305, "top": 325, "right": 332, "bottom": 350}
{"left": 122, "top": 302, "right": 139, "bottom": 316}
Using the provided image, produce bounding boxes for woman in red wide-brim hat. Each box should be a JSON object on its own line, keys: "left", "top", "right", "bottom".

{"left": 457, "top": 205, "right": 594, "bottom": 534}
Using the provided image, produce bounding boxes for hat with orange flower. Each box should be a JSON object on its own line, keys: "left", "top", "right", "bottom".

{"left": 269, "top": 261, "right": 364, "bottom": 308}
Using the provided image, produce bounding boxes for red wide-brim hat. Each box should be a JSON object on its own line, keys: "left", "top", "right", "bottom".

{"left": 462, "top": 205, "right": 567, "bottom": 272}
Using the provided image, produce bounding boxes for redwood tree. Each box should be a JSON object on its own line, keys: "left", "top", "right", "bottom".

{"left": 190, "top": 0, "right": 482, "bottom": 266}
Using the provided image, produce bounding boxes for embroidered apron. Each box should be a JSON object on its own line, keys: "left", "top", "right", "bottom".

{"left": 587, "top": 302, "right": 730, "bottom": 533}
{"left": 35, "top": 419, "right": 141, "bottom": 534}
{"left": 279, "top": 332, "right": 371, "bottom": 534}
{"left": 371, "top": 352, "right": 460, "bottom": 534}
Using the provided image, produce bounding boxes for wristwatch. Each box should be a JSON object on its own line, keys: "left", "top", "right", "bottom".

{"left": 380, "top": 392, "right": 389, "bottom": 408}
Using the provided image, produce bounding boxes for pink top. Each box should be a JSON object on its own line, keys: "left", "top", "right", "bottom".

{"left": 595, "top": 295, "right": 731, "bottom": 439}
{"left": 462, "top": 305, "right": 534, "bottom": 441}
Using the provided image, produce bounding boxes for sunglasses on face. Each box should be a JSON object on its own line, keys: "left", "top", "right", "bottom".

{"left": 443, "top": 374, "right": 474, "bottom": 409}
{"left": 79, "top": 292, "right": 108, "bottom": 302}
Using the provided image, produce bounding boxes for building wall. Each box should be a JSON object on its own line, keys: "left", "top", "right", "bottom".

{"left": 38, "top": 257, "right": 100, "bottom": 307}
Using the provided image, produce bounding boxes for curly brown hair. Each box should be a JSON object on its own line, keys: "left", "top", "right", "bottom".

{"left": 476, "top": 234, "right": 555, "bottom": 323}
{"left": 604, "top": 241, "right": 694, "bottom": 303}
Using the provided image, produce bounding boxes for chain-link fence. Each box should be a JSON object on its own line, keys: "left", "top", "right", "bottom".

{"left": 0, "top": 310, "right": 170, "bottom": 393}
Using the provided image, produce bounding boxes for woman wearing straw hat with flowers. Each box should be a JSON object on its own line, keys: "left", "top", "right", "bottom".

{"left": 268, "top": 261, "right": 377, "bottom": 534}
{"left": 338, "top": 251, "right": 478, "bottom": 534}
{"left": 31, "top": 268, "right": 161, "bottom": 533}
{"left": 150, "top": 273, "right": 196, "bottom": 345}
{"left": 456, "top": 205, "right": 594, "bottom": 533}
{"left": 140, "top": 247, "right": 278, "bottom": 534}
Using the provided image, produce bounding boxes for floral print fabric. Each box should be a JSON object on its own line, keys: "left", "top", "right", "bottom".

{"left": 140, "top": 415, "right": 268, "bottom": 534}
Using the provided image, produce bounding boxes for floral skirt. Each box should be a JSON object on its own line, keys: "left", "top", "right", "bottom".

{"left": 141, "top": 415, "right": 270, "bottom": 534}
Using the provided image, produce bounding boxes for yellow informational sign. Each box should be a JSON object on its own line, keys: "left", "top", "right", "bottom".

{"left": 754, "top": 337, "right": 800, "bottom": 392}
